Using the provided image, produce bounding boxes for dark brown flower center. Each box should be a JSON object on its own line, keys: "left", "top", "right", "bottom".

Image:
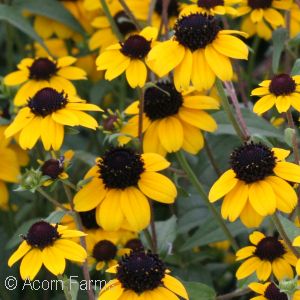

{"left": 254, "top": 236, "right": 286, "bottom": 261}
{"left": 117, "top": 250, "right": 166, "bottom": 293}
{"left": 248, "top": 0, "right": 273, "bottom": 9}
{"left": 230, "top": 142, "right": 276, "bottom": 183}
{"left": 92, "top": 240, "right": 117, "bottom": 262}
{"left": 98, "top": 147, "right": 145, "bottom": 189}
{"left": 269, "top": 74, "right": 296, "bottom": 96}
{"left": 79, "top": 209, "right": 100, "bottom": 229}
{"left": 29, "top": 58, "right": 58, "bottom": 81}
{"left": 174, "top": 13, "right": 220, "bottom": 51}
{"left": 144, "top": 81, "right": 183, "bottom": 120}
{"left": 114, "top": 11, "right": 137, "bottom": 37}
{"left": 41, "top": 158, "right": 64, "bottom": 179}
{"left": 197, "top": 0, "right": 224, "bottom": 9}
{"left": 264, "top": 283, "right": 288, "bottom": 300}
{"left": 28, "top": 87, "right": 68, "bottom": 117}
{"left": 125, "top": 239, "right": 144, "bottom": 251}
{"left": 121, "top": 35, "right": 151, "bottom": 59}
{"left": 24, "top": 221, "right": 60, "bottom": 248}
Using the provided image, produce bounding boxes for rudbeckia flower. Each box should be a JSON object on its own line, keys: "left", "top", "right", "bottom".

{"left": 208, "top": 142, "right": 300, "bottom": 228}
{"left": 236, "top": 231, "right": 297, "bottom": 281}
{"left": 249, "top": 282, "right": 300, "bottom": 300}
{"left": 86, "top": 231, "right": 129, "bottom": 271}
{"left": 180, "top": 0, "right": 240, "bottom": 16}
{"left": 98, "top": 249, "right": 189, "bottom": 300}
{"left": 8, "top": 221, "right": 87, "bottom": 280}
{"left": 4, "top": 56, "right": 87, "bottom": 106}
{"left": 147, "top": 13, "right": 248, "bottom": 91}
{"left": 5, "top": 87, "right": 102, "bottom": 150}
{"left": 74, "top": 146, "right": 177, "bottom": 231}
{"left": 236, "top": 0, "right": 292, "bottom": 40}
{"left": 119, "top": 81, "right": 219, "bottom": 156}
{"left": 39, "top": 150, "right": 74, "bottom": 186}
{"left": 252, "top": 74, "right": 300, "bottom": 114}
{"left": 96, "top": 27, "right": 158, "bottom": 88}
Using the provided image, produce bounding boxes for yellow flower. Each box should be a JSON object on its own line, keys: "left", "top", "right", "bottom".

{"left": 87, "top": 0, "right": 152, "bottom": 51}
{"left": 0, "top": 126, "right": 28, "bottom": 210}
{"left": 39, "top": 150, "right": 74, "bottom": 186}
{"left": 119, "top": 82, "right": 219, "bottom": 156}
{"left": 236, "top": 0, "right": 292, "bottom": 40}
{"left": 249, "top": 282, "right": 300, "bottom": 300}
{"left": 98, "top": 249, "right": 189, "bottom": 300}
{"left": 74, "top": 146, "right": 177, "bottom": 231}
{"left": 5, "top": 87, "right": 102, "bottom": 150}
{"left": 291, "top": 3, "right": 300, "bottom": 38}
{"left": 96, "top": 26, "right": 158, "bottom": 88}
{"left": 180, "top": 0, "right": 241, "bottom": 16}
{"left": 252, "top": 74, "right": 300, "bottom": 114}
{"left": 236, "top": 231, "right": 297, "bottom": 281}
{"left": 292, "top": 235, "right": 300, "bottom": 274}
{"left": 147, "top": 13, "right": 248, "bottom": 91}
{"left": 4, "top": 56, "right": 87, "bottom": 106}
{"left": 209, "top": 143, "right": 300, "bottom": 228}
{"left": 8, "top": 221, "right": 87, "bottom": 280}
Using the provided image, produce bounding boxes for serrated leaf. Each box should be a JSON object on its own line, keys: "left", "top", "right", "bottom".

{"left": 184, "top": 281, "right": 216, "bottom": 300}
{"left": 14, "top": 0, "right": 85, "bottom": 35}
{"left": 0, "top": 4, "right": 46, "bottom": 48}
{"left": 272, "top": 28, "right": 288, "bottom": 73}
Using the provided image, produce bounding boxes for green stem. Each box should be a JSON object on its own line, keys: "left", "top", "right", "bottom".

{"left": 176, "top": 151, "right": 239, "bottom": 252}
{"left": 99, "top": 0, "right": 123, "bottom": 41}
{"left": 271, "top": 214, "right": 300, "bottom": 258}
{"left": 215, "top": 79, "right": 245, "bottom": 141}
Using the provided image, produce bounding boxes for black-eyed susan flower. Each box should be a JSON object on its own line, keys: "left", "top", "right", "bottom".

{"left": 96, "top": 27, "right": 158, "bottom": 88}
{"left": 147, "top": 13, "right": 248, "bottom": 91}
{"left": 4, "top": 56, "right": 87, "bottom": 106}
{"left": 249, "top": 282, "right": 300, "bottom": 300}
{"left": 252, "top": 74, "right": 300, "bottom": 114}
{"left": 119, "top": 81, "right": 219, "bottom": 156}
{"left": 39, "top": 150, "right": 74, "bottom": 186}
{"left": 236, "top": 0, "right": 292, "bottom": 40}
{"left": 86, "top": 231, "right": 129, "bottom": 271}
{"left": 236, "top": 231, "right": 297, "bottom": 281}
{"left": 8, "top": 221, "right": 87, "bottom": 280}
{"left": 74, "top": 146, "right": 177, "bottom": 231}
{"left": 98, "top": 249, "right": 189, "bottom": 300}
{"left": 180, "top": 0, "right": 240, "bottom": 16}
{"left": 209, "top": 142, "right": 300, "bottom": 228}
{"left": 5, "top": 87, "right": 102, "bottom": 150}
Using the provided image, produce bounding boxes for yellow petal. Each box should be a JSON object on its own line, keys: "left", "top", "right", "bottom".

{"left": 20, "top": 248, "right": 43, "bottom": 280}
{"left": 274, "top": 162, "right": 300, "bottom": 183}
{"left": 8, "top": 241, "right": 31, "bottom": 267}
{"left": 141, "top": 153, "right": 170, "bottom": 171}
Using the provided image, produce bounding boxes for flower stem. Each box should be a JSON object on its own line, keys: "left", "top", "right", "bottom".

{"left": 271, "top": 214, "right": 300, "bottom": 258}
{"left": 99, "top": 0, "right": 123, "bottom": 41}
{"left": 63, "top": 184, "right": 95, "bottom": 300}
{"left": 175, "top": 151, "right": 239, "bottom": 252}
{"left": 215, "top": 79, "right": 246, "bottom": 142}
{"left": 118, "top": 0, "right": 142, "bottom": 30}
{"left": 286, "top": 110, "right": 300, "bottom": 164}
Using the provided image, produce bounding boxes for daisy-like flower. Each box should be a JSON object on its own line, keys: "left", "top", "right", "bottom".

{"left": 252, "top": 74, "right": 300, "bottom": 114}
{"left": 208, "top": 142, "right": 300, "bottom": 228}
{"left": 119, "top": 81, "right": 219, "bottom": 156}
{"left": 4, "top": 56, "right": 87, "bottom": 106}
{"left": 249, "top": 282, "right": 300, "bottom": 300}
{"left": 236, "top": 0, "right": 292, "bottom": 40}
{"left": 8, "top": 221, "right": 87, "bottom": 280}
{"left": 73, "top": 146, "right": 177, "bottom": 231}
{"left": 39, "top": 150, "right": 74, "bottom": 186}
{"left": 147, "top": 13, "right": 248, "bottom": 91}
{"left": 236, "top": 231, "right": 297, "bottom": 281}
{"left": 86, "top": 231, "right": 129, "bottom": 271}
{"left": 98, "top": 249, "right": 189, "bottom": 300}
{"left": 180, "top": 0, "right": 241, "bottom": 17}
{"left": 5, "top": 87, "right": 102, "bottom": 150}
{"left": 96, "top": 26, "right": 158, "bottom": 88}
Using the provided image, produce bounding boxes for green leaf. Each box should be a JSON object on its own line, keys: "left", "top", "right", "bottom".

{"left": 272, "top": 28, "right": 288, "bottom": 73}
{"left": 45, "top": 210, "right": 71, "bottom": 224}
{"left": 284, "top": 128, "right": 295, "bottom": 148}
{"left": 291, "top": 59, "right": 300, "bottom": 76}
{"left": 14, "top": 0, "right": 85, "bottom": 35}
{"left": 5, "top": 218, "right": 40, "bottom": 250}
{"left": 59, "top": 275, "right": 79, "bottom": 300}
{"left": 184, "top": 281, "right": 216, "bottom": 300}
{"left": 0, "top": 4, "right": 46, "bottom": 47}
{"left": 278, "top": 215, "right": 300, "bottom": 242}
